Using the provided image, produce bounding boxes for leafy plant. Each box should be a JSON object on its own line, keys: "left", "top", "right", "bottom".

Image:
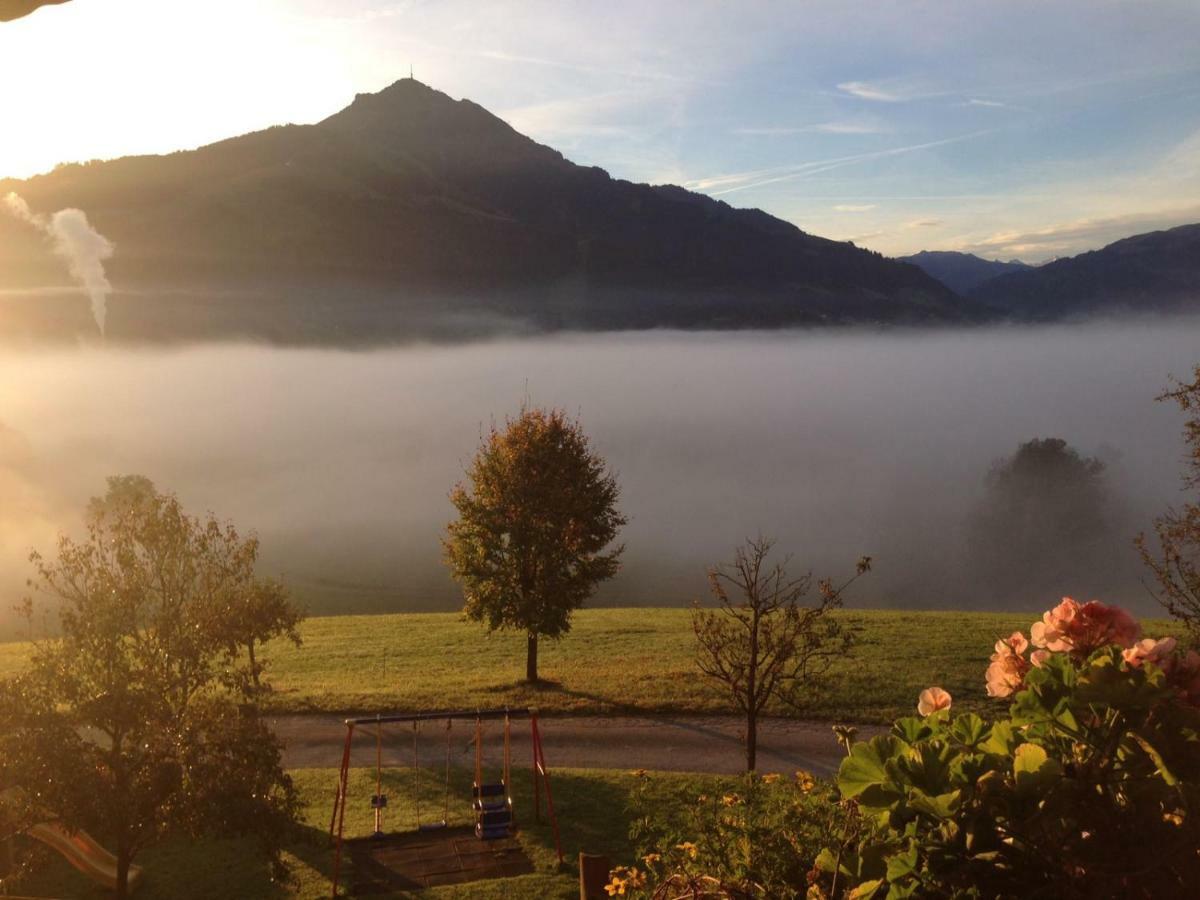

{"left": 610, "top": 768, "right": 841, "bottom": 898}
{"left": 816, "top": 597, "right": 1200, "bottom": 899}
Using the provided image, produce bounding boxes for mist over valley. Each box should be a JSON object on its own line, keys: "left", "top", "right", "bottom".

{"left": 0, "top": 317, "right": 1195, "bottom": 636}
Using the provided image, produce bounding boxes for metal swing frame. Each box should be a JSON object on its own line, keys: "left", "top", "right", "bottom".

{"left": 328, "top": 707, "right": 563, "bottom": 898}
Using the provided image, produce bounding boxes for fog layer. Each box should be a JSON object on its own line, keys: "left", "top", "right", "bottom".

{"left": 0, "top": 319, "right": 1196, "bottom": 634}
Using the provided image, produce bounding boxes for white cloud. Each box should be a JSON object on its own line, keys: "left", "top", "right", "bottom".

{"left": 685, "top": 130, "right": 993, "bottom": 196}
{"left": 837, "top": 80, "right": 904, "bottom": 102}
{"left": 905, "top": 218, "right": 943, "bottom": 228}
{"left": 845, "top": 230, "right": 887, "bottom": 243}
{"left": 834, "top": 204, "right": 877, "bottom": 212}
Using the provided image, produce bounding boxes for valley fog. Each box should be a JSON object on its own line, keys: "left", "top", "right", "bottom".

{"left": 0, "top": 318, "right": 1196, "bottom": 635}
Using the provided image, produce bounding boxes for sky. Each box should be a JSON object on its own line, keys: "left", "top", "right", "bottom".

{"left": 1, "top": 0, "right": 1198, "bottom": 261}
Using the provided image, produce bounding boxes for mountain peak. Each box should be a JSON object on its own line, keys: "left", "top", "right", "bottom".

{"left": 900, "top": 250, "right": 1031, "bottom": 294}
{"left": 324, "top": 77, "right": 458, "bottom": 124}
{"left": 317, "top": 77, "right": 559, "bottom": 171}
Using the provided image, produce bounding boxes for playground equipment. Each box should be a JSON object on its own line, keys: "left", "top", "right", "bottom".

{"left": 27, "top": 822, "right": 144, "bottom": 893}
{"left": 471, "top": 713, "right": 512, "bottom": 840}
{"left": 328, "top": 708, "right": 562, "bottom": 898}
{"left": 1, "top": 788, "right": 142, "bottom": 894}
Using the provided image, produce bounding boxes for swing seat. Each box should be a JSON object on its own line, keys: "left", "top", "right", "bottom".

{"left": 476, "top": 821, "right": 512, "bottom": 840}
{"left": 474, "top": 799, "right": 509, "bottom": 814}
{"left": 418, "top": 820, "right": 448, "bottom": 832}
{"left": 473, "top": 782, "right": 507, "bottom": 799}
{"left": 478, "top": 808, "right": 512, "bottom": 827}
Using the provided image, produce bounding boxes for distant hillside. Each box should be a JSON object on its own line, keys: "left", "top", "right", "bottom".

{"left": 0, "top": 79, "right": 981, "bottom": 343}
{"left": 900, "top": 250, "right": 1031, "bottom": 294}
{"left": 970, "top": 224, "right": 1200, "bottom": 319}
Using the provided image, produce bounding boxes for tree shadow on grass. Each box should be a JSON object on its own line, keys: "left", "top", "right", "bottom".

{"left": 16, "top": 826, "right": 307, "bottom": 900}
{"left": 509, "top": 768, "right": 637, "bottom": 870}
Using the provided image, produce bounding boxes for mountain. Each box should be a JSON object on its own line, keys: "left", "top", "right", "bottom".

{"left": 0, "top": 79, "right": 980, "bottom": 343}
{"left": 899, "top": 250, "right": 1031, "bottom": 294}
{"left": 969, "top": 224, "right": 1200, "bottom": 319}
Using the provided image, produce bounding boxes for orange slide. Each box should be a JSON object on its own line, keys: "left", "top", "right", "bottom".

{"left": 26, "top": 822, "right": 143, "bottom": 893}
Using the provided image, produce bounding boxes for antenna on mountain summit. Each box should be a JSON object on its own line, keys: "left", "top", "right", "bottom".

{"left": 409, "top": 64, "right": 414, "bottom": 79}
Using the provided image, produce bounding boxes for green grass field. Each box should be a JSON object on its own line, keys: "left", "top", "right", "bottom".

{"left": 17, "top": 765, "right": 737, "bottom": 899}
{"left": 4, "top": 607, "right": 1172, "bottom": 723}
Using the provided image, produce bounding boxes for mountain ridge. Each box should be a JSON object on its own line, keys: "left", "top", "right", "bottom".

{"left": 968, "top": 223, "right": 1200, "bottom": 319}
{"left": 0, "top": 79, "right": 980, "bottom": 341}
{"left": 899, "top": 250, "right": 1032, "bottom": 294}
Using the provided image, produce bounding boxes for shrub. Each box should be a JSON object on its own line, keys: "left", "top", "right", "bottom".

{"left": 611, "top": 769, "right": 841, "bottom": 898}
{"left": 815, "top": 597, "right": 1200, "bottom": 899}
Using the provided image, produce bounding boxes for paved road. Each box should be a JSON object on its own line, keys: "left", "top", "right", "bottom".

{"left": 271, "top": 714, "right": 882, "bottom": 779}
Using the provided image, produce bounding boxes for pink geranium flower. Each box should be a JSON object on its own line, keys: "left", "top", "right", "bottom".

{"left": 1122, "top": 636, "right": 1177, "bottom": 670}
{"left": 986, "top": 631, "right": 1032, "bottom": 698}
{"left": 1030, "top": 597, "right": 1140, "bottom": 658}
{"left": 917, "top": 686, "right": 952, "bottom": 716}
{"left": 1030, "top": 597, "right": 1080, "bottom": 652}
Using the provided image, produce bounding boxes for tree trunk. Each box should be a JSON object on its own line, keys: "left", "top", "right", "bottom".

{"left": 746, "top": 709, "right": 758, "bottom": 772}
{"left": 526, "top": 633, "right": 539, "bottom": 682}
{"left": 116, "top": 842, "right": 131, "bottom": 900}
{"left": 247, "top": 639, "right": 260, "bottom": 690}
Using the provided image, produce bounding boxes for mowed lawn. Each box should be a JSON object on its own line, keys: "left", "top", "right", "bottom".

{"left": 0, "top": 608, "right": 1174, "bottom": 724}
{"left": 20, "top": 765, "right": 736, "bottom": 899}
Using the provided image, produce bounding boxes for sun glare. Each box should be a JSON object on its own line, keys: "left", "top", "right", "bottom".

{"left": 0, "top": 0, "right": 353, "bottom": 178}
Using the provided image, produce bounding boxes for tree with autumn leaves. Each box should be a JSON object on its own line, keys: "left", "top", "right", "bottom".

{"left": 444, "top": 406, "right": 626, "bottom": 683}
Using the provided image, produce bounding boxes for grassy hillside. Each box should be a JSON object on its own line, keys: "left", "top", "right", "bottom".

{"left": 7, "top": 607, "right": 1172, "bottom": 723}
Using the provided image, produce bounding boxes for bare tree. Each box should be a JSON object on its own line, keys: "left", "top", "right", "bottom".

{"left": 1137, "top": 366, "right": 1200, "bottom": 645}
{"left": 692, "top": 536, "right": 870, "bottom": 772}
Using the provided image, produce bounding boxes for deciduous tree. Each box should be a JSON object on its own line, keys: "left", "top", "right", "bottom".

{"left": 0, "top": 483, "right": 300, "bottom": 898}
{"left": 693, "top": 536, "right": 869, "bottom": 772}
{"left": 968, "top": 437, "right": 1116, "bottom": 603}
{"left": 444, "top": 406, "right": 626, "bottom": 682}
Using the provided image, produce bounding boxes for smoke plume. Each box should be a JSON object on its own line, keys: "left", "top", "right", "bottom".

{"left": 3, "top": 192, "right": 115, "bottom": 335}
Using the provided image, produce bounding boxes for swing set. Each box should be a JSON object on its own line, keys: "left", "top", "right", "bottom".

{"left": 328, "top": 707, "right": 562, "bottom": 897}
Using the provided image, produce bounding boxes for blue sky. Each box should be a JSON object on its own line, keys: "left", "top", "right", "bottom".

{"left": 2, "top": 0, "right": 1198, "bottom": 261}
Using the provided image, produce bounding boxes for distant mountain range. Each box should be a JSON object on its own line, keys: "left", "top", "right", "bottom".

{"left": 968, "top": 224, "right": 1200, "bottom": 319}
{"left": 899, "top": 251, "right": 1032, "bottom": 295}
{"left": 0, "top": 79, "right": 975, "bottom": 342}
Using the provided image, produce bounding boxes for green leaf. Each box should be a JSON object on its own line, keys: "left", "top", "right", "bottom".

{"left": 980, "top": 719, "right": 1017, "bottom": 756}
{"left": 1131, "top": 733, "right": 1179, "bottom": 786}
{"left": 814, "top": 847, "right": 846, "bottom": 877}
{"left": 891, "top": 740, "right": 953, "bottom": 795}
{"left": 850, "top": 879, "right": 885, "bottom": 899}
{"left": 839, "top": 735, "right": 905, "bottom": 808}
{"left": 948, "top": 713, "right": 988, "bottom": 749}
{"left": 884, "top": 844, "right": 919, "bottom": 881}
{"left": 907, "top": 787, "right": 961, "bottom": 820}
{"left": 891, "top": 716, "right": 934, "bottom": 744}
{"left": 1012, "top": 742, "right": 1062, "bottom": 794}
